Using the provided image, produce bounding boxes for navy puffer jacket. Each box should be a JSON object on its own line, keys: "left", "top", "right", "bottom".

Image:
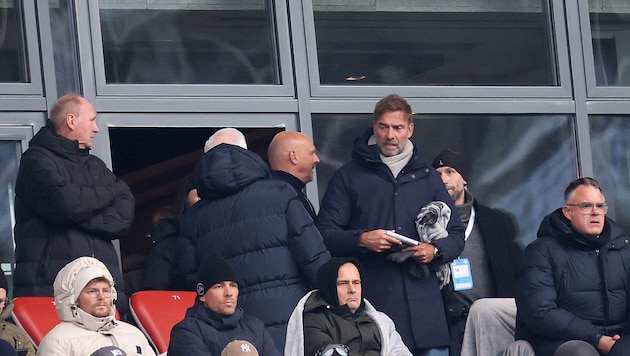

{"left": 516, "top": 208, "right": 630, "bottom": 356}
{"left": 177, "top": 144, "right": 330, "bottom": 349}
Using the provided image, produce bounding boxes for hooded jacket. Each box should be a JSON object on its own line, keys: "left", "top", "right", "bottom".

{"left": 37, "top": 257, "right": 155, "bottom": 356}
{"left": 515, "top": 209, "right": 630, "bottom": 356}
{"left": 316, "top": 128, "right": 465, "bottom": 349}
{"left": 13, "top": 121, "right": 134, "bottom": 298}
{"left": 0, "top": 303, "right": 36, "bottom": 356}
{"left": 176, "top": 144, "right": 330, "bottom": 349}
{"left": 168, "top": 300, "right": 280, "bottom": 355}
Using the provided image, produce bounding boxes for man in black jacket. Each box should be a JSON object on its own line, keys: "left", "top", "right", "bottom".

{"left": 432, "top": 149, "right": 522, "bottom": 356}
{"left": 13, "top": 94, "right": 134, "bottom": 310}
{"left": 516, "top": 177, "right": 630, "bottom": 356}
{"left": 268, "top": 131, "right": 320, "bottom": 219}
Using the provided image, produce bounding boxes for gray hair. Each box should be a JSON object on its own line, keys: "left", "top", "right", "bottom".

{"left": 204, "top": 128, "right": 248, "bottom": 152}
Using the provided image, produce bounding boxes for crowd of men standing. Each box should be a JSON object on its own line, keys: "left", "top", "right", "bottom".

{"left": 8, "top": 92, "right": 630, "bottom": 356}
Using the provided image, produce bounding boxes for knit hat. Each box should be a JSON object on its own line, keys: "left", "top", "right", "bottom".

{"left": 221, "top": 340, "right": 259, "bottom": 356}
{"left": 0, "top": 269, "right": 8, "bottom": 293}
{"left": 432, "top": 149, "right": 468, "bottom": 181}
{"left": 90, "top": 346, "right": 127, "bottom": 356}
{"left": 196, "top": 254, "right": 238, "bottom": 296}
{"left": 317, "top": 257, "right": 363, "bottom": 308}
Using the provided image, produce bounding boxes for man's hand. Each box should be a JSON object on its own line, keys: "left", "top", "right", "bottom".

{"left": 403, "top": 243, "right": 436, "bottom": 263}
{"left": 597, "top": 334, "right": 620, "bottom": 354}
{"left": 359, "top": 229, "right": 402, "bottom": 252}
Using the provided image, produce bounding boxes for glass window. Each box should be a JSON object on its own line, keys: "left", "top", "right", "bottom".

{"left": 0, "top": 1, "right": 29, "bottom": 83}
{"left": 589, "top": 2, "right": 630, "bottom": 86}
{"left": 0, "top": 140, "right": 21, "bottom": 296}
{"left": 313, "top": 114, "right": 576, "bottom": 247}
{"left": 590, "top": 115, "right": 630, "bottom": 233}
{"left": 312, "top": 0, "right": 557, "bottom": 86}
{"left": 98, "top": 0, "right": 280, "bottom": 85}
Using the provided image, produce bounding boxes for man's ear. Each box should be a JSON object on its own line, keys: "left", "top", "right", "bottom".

{"left": 66, "top": 113, "right": 76, "bottom": 130}
{"left": 561, "top": 205, "right": 572, "bottom": 221}
{"left": 289, "top": 150, "right": 298, "bottom": 164}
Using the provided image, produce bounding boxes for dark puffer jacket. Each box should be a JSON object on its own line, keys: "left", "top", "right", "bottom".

{"left": 515, "top": 208, "right": 630, "bottom": 356}
{"left": 13, "top": 121, "right": 134, "bottom": 298}
{"left": 176, "top": 144, "right": 330, "bottom": 349}
{"left": 168, "top": 301, "right": 280, "bottom": 356}
{"left": 316, "top": 128, "right": 465, "bottom": 350}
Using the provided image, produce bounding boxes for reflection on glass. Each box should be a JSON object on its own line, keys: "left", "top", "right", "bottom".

{"left": 589, "top": 2, "right": 630, "bottom": 86}
{"left": 0, "top": 1, "right": 29, "bottom": 83}
{"left": 98, "top": 1, "right": 279, "bottom": 84}
{"left": 313, "top": 113, "right": 576, "bottom": 247}
{"left": 0, "top": 141, "right": 20, "bottom": 285}
{"left": 313, "top": 0, "right": 557, "bottom": 86}
{"left": 590, "top": 116, "right": 630, "bottom": 234}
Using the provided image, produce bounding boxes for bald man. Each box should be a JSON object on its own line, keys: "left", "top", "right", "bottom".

{"left": 268, "top": 131, "right": 320, "bottom": 219}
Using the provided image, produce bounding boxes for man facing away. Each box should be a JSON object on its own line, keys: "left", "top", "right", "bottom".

{"left": 37, "top": 257, "right": 155, "bottom": 356}
{"left": 516, "top": 177, "right": 630, "bottom": 356}
{"left": 431, "top": 149, "right": 522, "bottom": 356}
{"left": 168, "top": 254, "right": 280, "bottom": 355}
{"left": 268, "top": 131, "right": 321, "bottom": 219}
{"left": 316, "top": 94, "right": 465, "bottom": 355}
{"left": 176, "top": 128, "right": 330, "bottom": 350}
{"left": 13, "top": 94, "right": 134, "bottom": 307}
{"left": 285, "top": 257, "right": 412, "bottom": 356}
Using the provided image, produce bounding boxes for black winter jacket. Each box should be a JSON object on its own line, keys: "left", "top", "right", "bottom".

{"left": 515, "top": 208, "right": 630, "bottom": 356}
{"left": 168, "top": 301, "right": 280, "bottom": 356}
{"left": 13, "top": 121, "right": 134, "bottom": 297}
{"left": 176, "top": 144, "right": 330, "bottom": 349}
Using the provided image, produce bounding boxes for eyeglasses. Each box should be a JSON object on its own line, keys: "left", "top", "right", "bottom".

{"left": 0, "top": 298, "right": 9, "bottom": 305}
{"left": 84, "top": 288, "right": 112, "bottom": 297}
{"left": 566, "top": 202, "right": 608, "bottom": 214}
{"left": 316, "top": 344, "right": 349, "bottom": 356}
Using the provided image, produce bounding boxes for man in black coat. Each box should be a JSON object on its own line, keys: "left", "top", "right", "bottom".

{"left": 516, "top": 177, "right": 630, "bottom": 356}
{"left": 432, "top": 149, "right": 522, "bottom": 356}
{"left": 13, "top": 94, "right": 134, "bottom": 310}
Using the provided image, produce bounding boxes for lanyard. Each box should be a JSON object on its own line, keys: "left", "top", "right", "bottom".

{"left": 464, "top": 205, "right": 476, "bottom": 241}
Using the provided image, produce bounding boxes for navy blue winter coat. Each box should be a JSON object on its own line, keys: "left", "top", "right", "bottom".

{"left": 176, "top": 144, "right": 330, "bottom": 350}
{"left": 316, "top": 129, "right": 465, "bottom": 350}
{"left": 13, "top": 121, "right": 134, "bottom": 298}
{"left": 168, "top": 301, "right": 280, "bottom": 356}
{"left": 516, "top": 208, "right": 630, "bottom": 356}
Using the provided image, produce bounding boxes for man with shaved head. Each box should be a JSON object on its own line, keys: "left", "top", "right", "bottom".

{"left": 268, "top": 131, "right": 320, "bottom": 219}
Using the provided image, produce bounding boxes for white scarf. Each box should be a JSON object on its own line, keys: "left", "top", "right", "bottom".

{"left": 368, "top": 136, "right": 414, "bottom": 178}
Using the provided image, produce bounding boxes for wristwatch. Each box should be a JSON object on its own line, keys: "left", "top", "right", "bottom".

{"left": 433, "top": 246, "right": 441, "bottom": 257}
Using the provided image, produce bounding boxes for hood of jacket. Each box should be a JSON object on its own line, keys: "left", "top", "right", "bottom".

{"left": 536, "top": 208, "right": 624, "bottom": 250}
{"left": 29, "top": 120, "right": 91, "bottom": 163}
{"left": 351, "top": 127, "right": 429, "bottom": 171}
{"left": 53, "top": 257, "right": 118, "bottom": 332}
{"left": 194, "top": 144, "right": 271, "bottom": 200}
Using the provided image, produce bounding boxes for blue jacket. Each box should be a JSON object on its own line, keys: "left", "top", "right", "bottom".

{"left": 168, "top": 301, "right": 280, "bottom": 356}
{"left": 176, "top": 144, "right": 330, "bottom": 349}
{"left": 516, "top": 209, "right": 630, "bottom": 356}
{"left": 316, "top": 129, "right": 465, "bottom": 349}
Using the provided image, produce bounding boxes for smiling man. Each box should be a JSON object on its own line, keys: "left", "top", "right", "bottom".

{"left": 515, "top": 177, "right": 630, "bottom": 356}
{"left": 285, "top": 257, "right": 411, "bottom": 356}
{"left": 38, "top": 257, "right": 155, "bottom": 356}
{"left": 168, "top": 254, "right": 280, "bottom": 356}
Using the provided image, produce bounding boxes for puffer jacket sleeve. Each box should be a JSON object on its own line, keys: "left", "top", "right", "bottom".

{"left": 517, "top": 241, "right": 600, "bottom": 345}
{"left": 18, "top": 149, "right": 117, "bottom": 226}
{"left": 167, "top": 320, "right": 214, "bottom": 355}
{"left": 286, "top": 197, "right": 331, "bottom": 288}
{"left": 316, "top": 169, "right": 365, "bottom": 256}
{"left": 76, "top": 179, "right": 135, "bottom": 237}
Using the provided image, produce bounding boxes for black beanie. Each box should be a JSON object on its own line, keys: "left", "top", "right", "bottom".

{"left": 196, "top": 254, "right": 238, "bottom": 296}
{"left": 0, "top": 270, "right": 7, "bottom": 293}
{"left": 317, "top": 257, "right": 363, "bottom": 307}
{"left": 432, "top": 149, "right": 468, "bottom": 181}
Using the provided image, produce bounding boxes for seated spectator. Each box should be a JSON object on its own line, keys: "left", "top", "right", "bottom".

{"left": 37, "top": 257, "right": 155, "bottom": 356}
{"left": 285, "top": 257, "right": 412, "bottom": 355}
{"left": 0, "top": 270, "right": 35, "bottom": 355}
{"left": 168, "top": 254, "right": 280, "bottom": 356}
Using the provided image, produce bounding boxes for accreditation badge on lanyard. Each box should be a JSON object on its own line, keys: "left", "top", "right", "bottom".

{"left": 450, "top": 206, "right": 475, "bottom": 291}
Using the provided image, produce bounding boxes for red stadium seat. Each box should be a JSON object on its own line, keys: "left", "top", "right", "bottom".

{"left": 129, "top": 290, "right": 197, "bottom": 354}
